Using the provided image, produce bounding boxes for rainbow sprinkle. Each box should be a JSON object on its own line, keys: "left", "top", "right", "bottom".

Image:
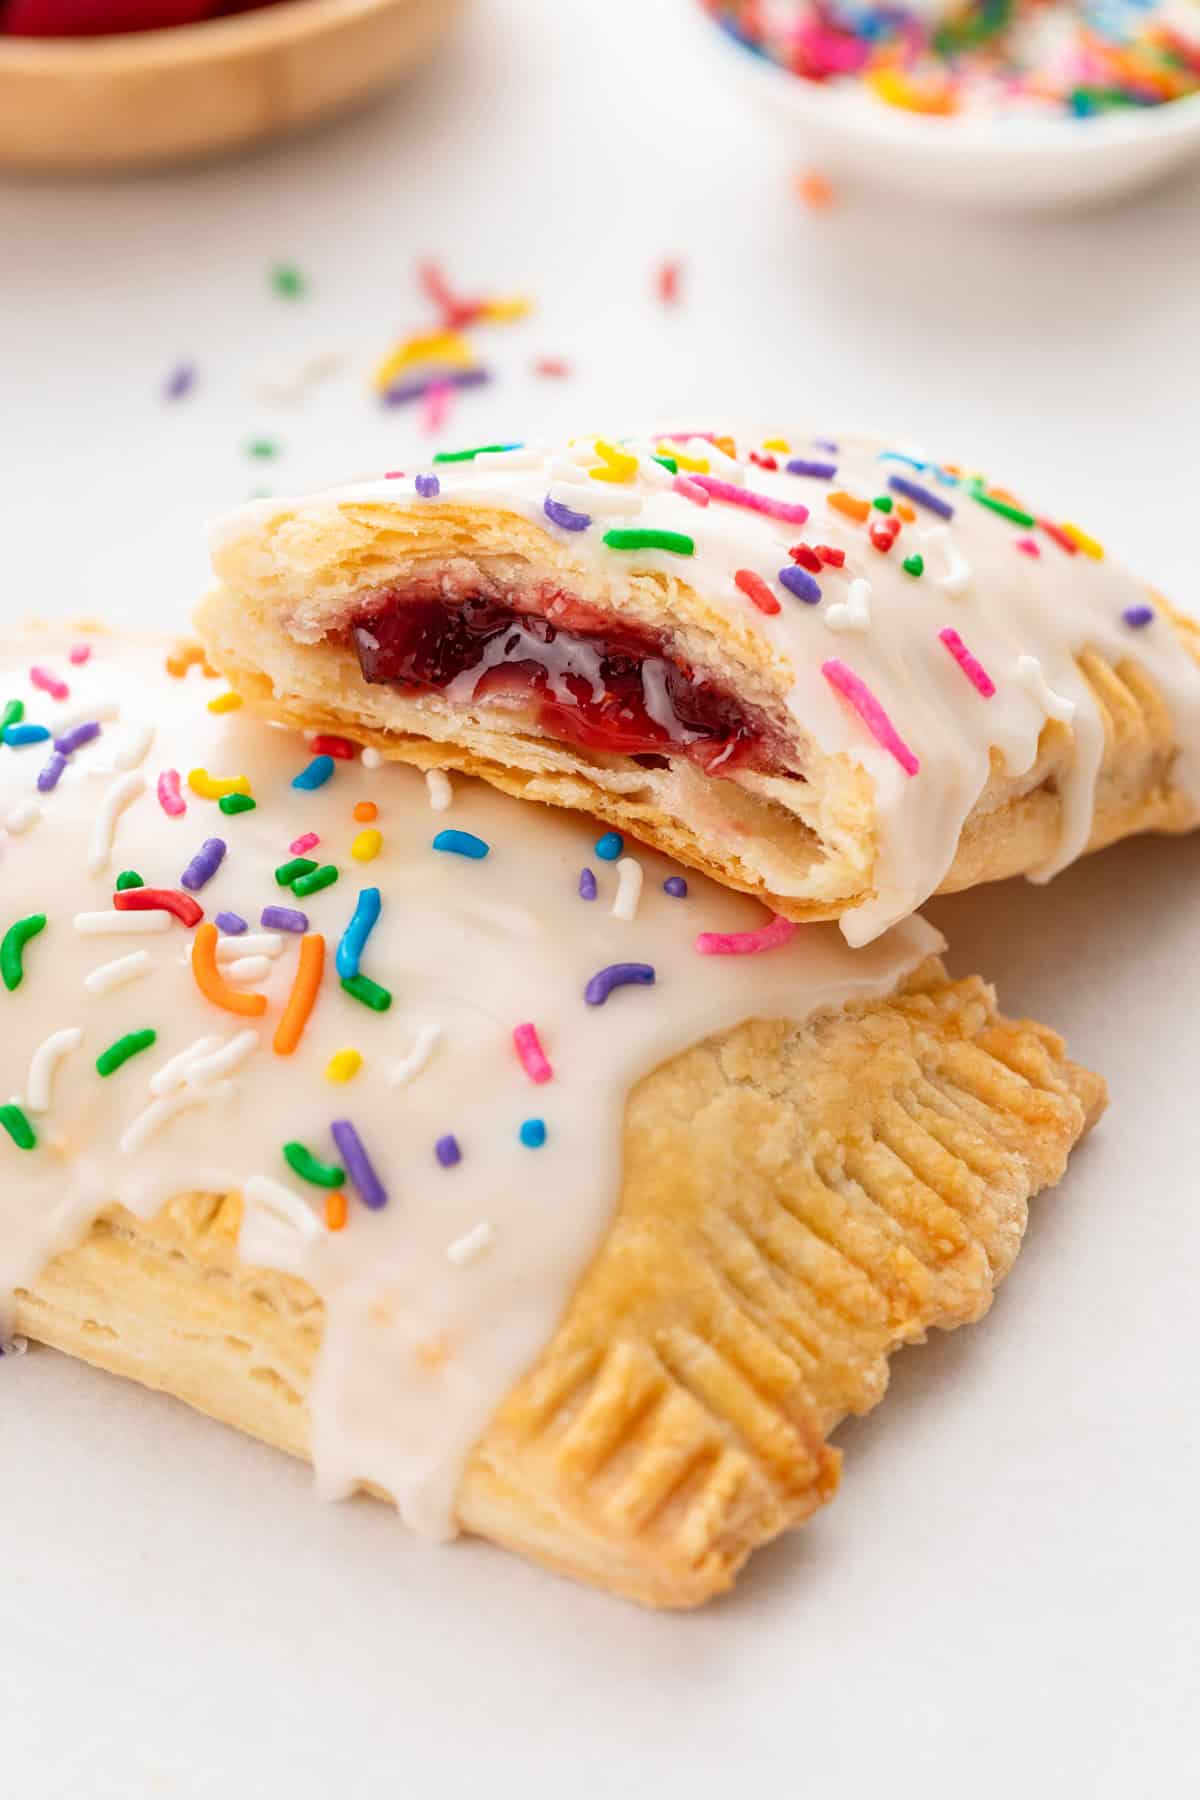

{"left": 939, "top": 628, "right": 997, "bottom": 698}
{"left": 822, "top": 659, "right": 921, "bottom": 776}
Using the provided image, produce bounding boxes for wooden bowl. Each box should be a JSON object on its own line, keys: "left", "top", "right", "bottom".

{"left": 0, "top": 0, "right": 468, "bottom": 171}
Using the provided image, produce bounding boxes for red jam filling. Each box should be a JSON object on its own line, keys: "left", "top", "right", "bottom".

{"left": 350, "top": 596, "right": 782, "bottom": 776}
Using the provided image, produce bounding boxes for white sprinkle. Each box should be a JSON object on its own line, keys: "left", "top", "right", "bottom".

{"left": 84, "top": 949, "right": 153, "bottom": 996}
{"left": 547, "top": 480, "right": 643, "bottom": 517}
{"left": 108, "top": 720, "right": 155, "bottom": 772}
{"left": 447, "top": 1221, "right": 495, "bottom": 1267}
{"left": 222, "top": 955, "right": 272, "bottom": 986}
{"left": 74, "top": 909, "right": 171, "bottom": 937}
{"left": 54, "top": 699, "right": 119, "bottom": 732}
{"left": 24, "top": 1027, "right": 83, "bottom": 1113}
{"left": 149, "top": 1034, "right": 222, "bottom": 1096}
{"left": 686, "top": 436, "right": 742, "bottom": 480}
{"left": 922, "top": 524, "right": 972, "bottom": 599}
{"left": 473, "top": 445, "right": 546, "bottom": 470}
{"left": 183, "top": 1028, "right": 260, "bottom": 1090}
{"left": 1017, "top": 655, "right": 1077, "bottom": 723}
{"left": 4, "top": 800, "right": 41, "bottom": 835}
{"left": 361, "top": 748, "right": 383, "bottom": 770}
{"left": 87, "top": 771, "right": 145, "bottom": 874}
{"left": 216, "top": 932, "right": 283, "bottom": 962}
{"left": 824, "top": 577, "right": 873, "bottom": 634}
{"left": 386, "top": 1023, "right": 443, "bottom": 1088}
{"left": 120, "top": 1080, "right": 232, "bottom": 1155}
{"left": 240, "top": 1175, "right": 323, "bottom": 1273}
{"left": 612, "top": 856, "right": 644, "bottom": 921}
{"left": 636, "top": 452, "right": 674, "bottom": 490}
{"left": 425, "top": 769, "right": 453, "bottom": 812}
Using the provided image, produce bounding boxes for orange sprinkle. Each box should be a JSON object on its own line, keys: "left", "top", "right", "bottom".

{"left": 273, "top": 932, "right": 325, "bottom": 1056}
{"left": 353, "top": 801, "right": 378, "bottom": 823}
{"left": 191, "top": 922, "right": 268, "bottom": 1017}
{"left": 828, "top": 490, "right": 870, "bottom": 523}
{"left": 325, "top": 1191, "right": 348, "bottom": 1232}
{"left": 895, "top": 501, "right": 916, "bottom": 522}
{"left": 711, "top": 435, "right": 736, "bottom": 460}
{"left": 165, "top": 643, "right": 206, "bottom": 679}
{"left": 795, "top": 169, "right": 836, "bottom": 211}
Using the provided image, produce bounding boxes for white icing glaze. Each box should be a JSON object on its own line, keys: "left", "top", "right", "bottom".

{"left": 0, "top": 639, "right": 938, "bottom": 1536}
{"left": 219, "top": 432, "right": 1200, "bottom": 945}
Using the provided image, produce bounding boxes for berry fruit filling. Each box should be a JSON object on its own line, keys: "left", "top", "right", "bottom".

{"left": 350, "top": 595, "right": 783, "bottom": 776}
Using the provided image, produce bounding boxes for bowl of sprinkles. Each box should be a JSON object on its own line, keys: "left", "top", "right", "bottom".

{"left": 697, "top": 0, "right": 1200, "bottom": 205}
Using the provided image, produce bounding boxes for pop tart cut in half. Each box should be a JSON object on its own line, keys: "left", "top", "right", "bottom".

{"left": 199, "top": 431, "right": 1200, "bottom": 945}
{"left": 2, "top": 631, "right": 1105, "bottom": 1608}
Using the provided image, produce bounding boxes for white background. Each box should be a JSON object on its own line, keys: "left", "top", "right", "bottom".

{"left": 2, "top": 0, "right": 1199, "bottom": 1793}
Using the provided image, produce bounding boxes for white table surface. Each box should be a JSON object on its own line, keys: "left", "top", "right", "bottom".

{"left": 3, "top": 1, "right": 1199, "bottom": 1793}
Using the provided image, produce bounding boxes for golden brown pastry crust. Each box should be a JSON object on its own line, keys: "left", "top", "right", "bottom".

{"left": 15, "top": 958, "right": 1104, "bottom": 1607}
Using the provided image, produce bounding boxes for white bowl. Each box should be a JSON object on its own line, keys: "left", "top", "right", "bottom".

{"left": 691, "top": 3, "right": 1200, "bottom": 210}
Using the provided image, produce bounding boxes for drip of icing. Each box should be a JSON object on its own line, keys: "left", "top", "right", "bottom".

{"left": 0, "top": 638, "right": 939, "bottom": 1536}
{"left": 217, "top": 434, "right": 1200, "bottom": 946}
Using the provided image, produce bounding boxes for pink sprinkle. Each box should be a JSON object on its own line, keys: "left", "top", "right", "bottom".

{"left": 695, "top": 914, "right": 797, "bottom": 956}
{"left": 290, "top": 831, "right": 320, "bottom": 854}
{"left": 672, "top": 474, "right": 710, "bottom": 507}
{"left": 68, "top": 643, "right": 93, "bottom": 665}
{"left": 938, "top": 628, "right": 996, "bottom": 699}
{"left": 821, "top": 659, "right": 920, "bottom": 776}
{"left": 384, "top": 470, "right": 405, "bottom": 479}
{"left": 690, "top": 474, "right": 810, "bottom": 526}
{"left": 421, "top": 379, "right": 453, "bottom": 437}
{"left": 30, "top": 665, "right": 69, "bottom": 701}
{"left": 1015, "top": 537, "right": 1041, "bottom": 557}
{"left": 156, "top": 768, "right": 186, "bottom": 817}
{"left": 512, "top": 1021, "right": 553, "bottom": 1084}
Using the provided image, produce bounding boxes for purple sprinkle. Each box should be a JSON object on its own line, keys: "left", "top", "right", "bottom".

{"left": 779, "top": 565, "right": 822, "bottom": 605}
{"left": 180, "top": 837, "right": 227, "bottom": 892}
{"left": 415, "top": 473, "right": 441, "bottom": 499}
{"left": 215, "top": 911, "right": 247, "bottom": 934}
{"left": 261, "top": 905, "right": 309, "bottom": 932}
{"left": 54, "top": 721, "right": 101, "bottom": 755}
{"left": 383, "top": 368, "right": 490, "bottom": 407}
{"left": 786, "top": 459, "right": 837, "bottom": 480}
{"left": 1122, "top": 605, "right": 1155, "bottom": 629}
{"left": 164, "top": 362, "right": 196, "bottom": 401}
{"left": 578, "top": 867, "right": 598, "bottom": 901}
{"left": 543, "top": 494, "right": 592, "bottom": 532}
{"left": 663, "top": 876, "right": 688, "bottom": 898}
{"left": 584, "top": 962, "right": 656, "bottom": 1006}
{"left": 888, "top": 475, "right": 954, "bottom": 520}
{"left": 814, "top": 439, "right": 839, "bottom": 453}
{"left": 435, "top": 1134, "right": 462, "bottom": 1169}
{"left": 37, "top": 752, "right": 67, "bottom": 793}
{"left": 330, "top": 1119, "right": 388, "bottom": 1210}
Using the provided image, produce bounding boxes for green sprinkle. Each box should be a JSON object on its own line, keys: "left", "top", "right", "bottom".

{"left": 247, "top": 439, "right": 279, "bottom": 461}
{"left": 1, "top": 913, "right": 46, "bottom": 992}
{"left": 275, "top": 856, "right": 319, "bottom": 887}
{"left": 282, "top": 1141, "right": 345, "bottom": 1189}
{"left": 872, "top": 495, "right": 894, "bottom": 513}
{"left": 270, "top": 262, "right": 306, "bottom": 298}
{"left": 291, "top": 863, "right": 339, "bottom": 898}
{"left": 219, "top": 792, "right": 257, "bottom": 815}
{"left": 602, "top": 528, "right": 695, "bottom": 556}
{"left": 971, "top": 490, "right": 1035, "bottom": 529}
{"left": 96, "top": 1028, "right": 157, "bottom": 1078}
{"left": 432, "top": 443, "right": 519, "bottom": 464}
{"left": 652, "top": 454, "right": 678, "bottom": 473}
{"left": 115, "top": 870, "right": 144, "bottom": 891}
{"left": 902, "top": 554, "right": 925, "bottom": 577}
{"left": 0, "top": 699, "right": 24, "bottom": 737}
{"left": 341, "top": 973, "right": 392, "bottom": 1013}
{"left": 0, "top": 1103, "right": 36, "bottom": 1151}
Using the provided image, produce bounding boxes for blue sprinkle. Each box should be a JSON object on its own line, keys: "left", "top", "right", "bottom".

{"left": 37, "top": 752, "right": 67, "bottom": 793}
{"left": 292, "top": 754, "right": 335, "bottom": 791}
{"left": 519, "top": 1118, "right": 547, "bottom": 1149}
{"left": 594, "top": 831, "right": 623, "bottom": 862}
{"left": 543, "top": 494, "right": 592, "bottom": 532}
{"left": 663, "top": 876, "right": 688, "bottom": 898}
{"left": 3, "top": 723, "right": 51, "bottom": 747}
{"left": 215, "top": 911, "right": 247, "bottom": 934}
{"left": 877, "top": 450, "right": 928, "bottom": 472}
{"left": 415, "top": 473, "right": 441, "bottom": 499}
{"left": 578, "top": 867, "right": 598, "bottom": 901}
{"left": 435, "top": 1134, "right": 462, "bottom": 1168}
{"left": 1122, "top": 605, "right": 1155, "bottom": 629}
{"left": 786, "top": 458, "right": 837, "bottom": 480}
{"left": 887, "top": 475, "right": 954, "bottom": 520}
{"left": 779, "top": 565, "right": 822, "bottom": 605}
{"left": 432, "top": 829, "right": 489, "bottom": 860}
{"left": 336, "top": 886, "right": 382, "bottom": 980}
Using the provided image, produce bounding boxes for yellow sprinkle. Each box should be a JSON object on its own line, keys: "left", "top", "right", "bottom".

{"left": 657, "top": 443, "right": 709, "bottom": 473}
{"left": 763, "top": 438, "right": 790, "bottom": 453}
{"left": 480, "top": 295, "right": 533, "bottom": 323}
{"left": 351, "top": 828, "right": 383, "bottom": 862}
{"left": 1062, "top": 522, "right": 1104, "bottom": 560}
{"left": 372, "top": 329, "right": 475, "bottom": 392}
{"left": 589, "top": 438, "right": 639, "bottom": 484}
{"left": 188, "top": 768, "right": 252, "bottom": 801}
{"left": 207, "top": 691, "right": 243, "bottom": 714}
{"left": 325, "top": 1048, "right": 363, "bottom": 1083}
